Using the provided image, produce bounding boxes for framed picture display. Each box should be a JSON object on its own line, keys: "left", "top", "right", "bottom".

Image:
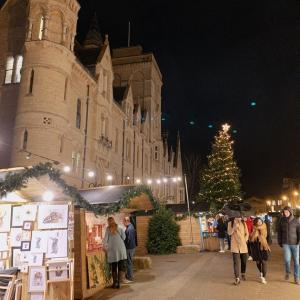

{"left": 38, "top": 205, "right": 69, "bottom": 230}
{"left": 0, "top": 204, "right": 11, "bottom": 232}
{"left": 23, "top": 221, "right": 34, "bottom": 231}
{"left": 21, "top": 241, "right": 31, "bottom": 251}
{"left": 28, "top": 266, "right": 46, "bottom": 292}
{"left": 22, "top": 230, "right": 32, "bottom": 241}
{"left": 22, "top": 205, "right": 37, "bottom": 222}
{"left": 0, "top": 233, "right": 8, "bottom": 251}
{"left": 31, "top": 231, "right": 48, "bottom": 253}
{"left": 11, "top": 205, "right": 24, "bottom": 228}
{"left": 47, "top": 261, "right": 70, "bottom": 281}
{"left": 28, "top": 253, "right": 43, "bottom": 267}
{"left": 0, "top": 260, "right": 5, "bottom": 271}
{"left": 20, "top": 251, "right": 30, "bottom": 263}
{"left": 1, "top": 251, "right": 8, "bottom": 260}
{"left": 10, "top": 228, "right": 22, "bottom": 247}
{"left": 11, "top": 247, "right": 22, "bottom": 269}
{"left": 30, "top": 294, "right": 44, "bottom": 300}
{"left": 46, "top": 230, "right": 68, "bottom": 258}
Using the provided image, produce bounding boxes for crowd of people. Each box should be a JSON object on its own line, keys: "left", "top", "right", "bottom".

{"left": 213, "top": 206, "right": 300, "bottom": 286}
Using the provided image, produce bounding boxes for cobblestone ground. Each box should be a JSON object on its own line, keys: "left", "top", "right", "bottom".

{"left": 90, "top": 245, "right": 299, "bottom": 300}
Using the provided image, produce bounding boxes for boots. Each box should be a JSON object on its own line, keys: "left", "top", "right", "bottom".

{"left": 111, "top": 270, "right": 119, "bottom": 289}
{"left": 118, "top": 271, "right": 131, "bottom": 285}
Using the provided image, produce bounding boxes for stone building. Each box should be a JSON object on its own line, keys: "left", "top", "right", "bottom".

{"left": 0, "top": 0, "right": 184, "bottom": 203}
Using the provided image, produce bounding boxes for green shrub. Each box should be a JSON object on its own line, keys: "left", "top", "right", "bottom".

{"left": 147, "top": 207, "right": 181, "bottom": 254}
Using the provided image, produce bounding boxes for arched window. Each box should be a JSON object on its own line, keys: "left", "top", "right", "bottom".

{"left": 22, "top": 129, "right": 28, "bottom": 150}
{"left": 4, "top": 56, "right": 14, "bottom": 84}
{"left": 76, "top": 99, "right": 81, "bottom": 129}
{"left": 29, "top": 70, "right": 34, "bottom": 94}
{"left": 38, "top": 16, "right": 45, "bottom": 40}
{"left": 14, "top": 55, "right": 23, "bottom": 83}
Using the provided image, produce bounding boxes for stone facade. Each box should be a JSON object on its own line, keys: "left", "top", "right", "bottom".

{"left": 0, "top": 0, "right": 184, "bottom": 203}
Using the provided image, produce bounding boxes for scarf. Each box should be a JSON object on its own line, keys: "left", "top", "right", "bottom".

{"left": 250, "top": 223, "right": 270, "bottom": 251}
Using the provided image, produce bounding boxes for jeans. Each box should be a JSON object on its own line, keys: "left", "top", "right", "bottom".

{"left": 219, "top": 238, "right": 225, "bottom": 251}
{"left": 283, "top": 244, "right": 299, "bottom": 280}
{"left": 232, "top": 253, "right": 248, "bottom": 279}
{"left": 256, "top": 260, "right": 267, "bottom": 277}
{"left": 126, "top": 248, "right": 135, "bottom": 280}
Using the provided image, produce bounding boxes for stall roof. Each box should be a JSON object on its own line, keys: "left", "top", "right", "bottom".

{"left": 79, "top": 185, "right": 136, "bottom": 205}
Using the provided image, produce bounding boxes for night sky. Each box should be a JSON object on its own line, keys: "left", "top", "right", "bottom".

{"left": 2, "top": 0, "right": 300, "bottom": 198}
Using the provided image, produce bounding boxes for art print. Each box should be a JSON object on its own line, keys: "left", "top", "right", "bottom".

{"left": 22, "top": 205, "right": 37, "bottom": 221}
{"left": 48, "top": 262, "right": 69, "bottom": 281}
{"left": 0, "top": 204, "right": 11, "bottom": 232}
{"left": 28, "top": 266, "right": 46, "bottom": 292}
{"left": 30, "top": 294, "right": 44, "bottom": 300}
{"left": 0, "top": 233, "right": 8, "bottom": 251}
{"left": 38, "top": 205, "right": 68, "bottom": 230}
{"left": 20, "top": 251, "right": 30, "bottom": 262}
{"left": 10, "top": 228, "right": 22, "bottom": 247}
{"left": 0, "top": 260, "right": 5, "bottom": 271}
{"left": 21, "top": 241, "right": 31, "bottom": 251}
{"left": 23, "top": 221, "right": 34, "bottom": 230}
{"left": 28, "top": 253, "right": 43, "bottom": 266}
{"left": 11, "top": 247, "right": 22, "bottom": 269}
{"left": 31, "top": 231, "right": 48, "bottom": 253}
{"left": 46, "top": 230, "right": 68, "bottom": 258}
{"left": 11, "top": 205, "right": 24, "bottom": 227}
{"left": 22, "top": 230, "right": 32, "bottom": 241}
{"left": 1, "top": 251, "right": 8, "bottom": 260}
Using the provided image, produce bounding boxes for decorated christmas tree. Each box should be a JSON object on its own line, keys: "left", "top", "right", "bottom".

{"left": 199, "top": 124, "right": 242, "bottom": 210}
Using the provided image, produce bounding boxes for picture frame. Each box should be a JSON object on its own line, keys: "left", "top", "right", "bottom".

{"left": 1, "top": 251, "right": 8, "bottom": 260}
{"left": 22, "top": 230, "right": 32, "bottom": 241}
{"left": 31, "top": 231, "right": 48, "bottom": 253}
{"left": 30, "top": 294, "right": 44, "bottom": 300}
{"left": 21, "top": 241, "right": 31, "bottom": 251}
{"left": 11, "top": 247, "right": 22, "bottom": 269}
{"left": 0, "top": 233, "right": 8, "bottom": 251}
{"left": 28, "top": 253, "right": 43, "bottom": 267}
{"left": 11, "top": 205, "right": 24, "bottom": 228}
{"left": 38, "top": 205, "right": 69, "bottom": 230}
{"left": 46, "top": 230, "right": 68, "bottom": 259}
{"left": 0, "top": 204, "right": 12, "bottom": 232}
{"left": 10, "top": 227, "right": 22, "bottom": 247}
{"left": 22, "top": 204, "right": 37, "bottom": 222}
{"left": 20, "top": 263, "right": 29, "bottom": 274}
{"left": 23, "top": 221, "right": 34, "bottom": 231}
{"left": 47, "top": 261, "right": 70, "bottom": 281}
{"left": 20, "top": 251, "right": 30, "bottom": 262}
{"left": 28, "top": 266, "right": 46, "bottom": 292}
{"left": 0, "top": 260, "right": 5, "bottom": 271}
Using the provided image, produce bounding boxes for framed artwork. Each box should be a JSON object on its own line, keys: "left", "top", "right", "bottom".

{"left": 11, "top": 205, "right": 24, "bottom": 227}
{"left": 0, "top": 204, "right": 11, "bottom": 232}
{"left": 21, "top": 241, "right": 31, "bottom": 251}
{"left": 22, "top": 205, "right": 37, "bottom": 222}
{"left": 46, "top": 230, "right": 68, "bottom": 258}
{"left": 15, "top": 282, "right": 22, "bottom": 300}
{"left": 10, "top": 228, "right": 22, "bottom": 247}
{"left": 22, "top": 230, "right": 32, "bottom": 241}
{"left": 87, "top": 253, "right": 102, "bottom": 288}
{"left": 0, "top": 233, "right": 8, "bottom": 251}
{"left": 0, "top": 260, "right": 5, "bottom": 271}
{"left": 28, "top": 253, "right": 43, "bottom": 267}
{"left": 20, "top": 264, "right": 29, "bottom": 274}
{"left": 1, "top": 251, "right": 8, "bottom": 260}
{"left": 31, "top": 231, "right": 48, "bottom": 253}
{"left": 30, "top": 294, "right": 44, "bottom": 300}
{"left": 48, "top": 262, "right": 69, "bottom": 281}
{"left": 23, "top": 221, "right": 34, "bottom": 231}
{"left": 20, "top": 251, "right": 30, "bottom": 262}
{"left": 38, "top": 205, "right": 69, "bottom": 230}
{"left": 11, "top": 247, "right": 22, "bottom": 269}
{"left": 28, "top": 266, "right": 46, "bottom": 292}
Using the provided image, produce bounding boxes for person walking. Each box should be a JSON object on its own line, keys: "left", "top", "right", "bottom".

{"left": 103, "top": 216, "right": 128, "bottom": 289}
{"left": 124, "top": 216, "right": 137, "bottom": 282}
{"left": 249, "top": 217, "right": 271, "bottom": 284}
{"left": 243, "top": 216, "right": 253, "bottom": 260}
{"left": 216, "top": 216, "right": 227, "bottom": 253}
{"left": 228, "top": 216, "right": 249, "bottom": 285}
{"left": 277, "top": 206, "right": 300, "bottom": 284}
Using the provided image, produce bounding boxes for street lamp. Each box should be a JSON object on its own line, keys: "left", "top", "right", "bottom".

{"left": 184, "top": 173, "right": 193, "bottom": 244}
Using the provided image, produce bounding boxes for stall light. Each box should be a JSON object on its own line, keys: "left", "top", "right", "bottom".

{"left": 156, "top": 179, "right": 161, "bottom": 184}
{"left": 106, "top": 175, "right": 113, "bottom": 181}
{"left": 63, "top": 166, "right": 71, "bottom": 173}
{"left": 293, "top": 191, "right": 299, "bottom": 196}
{"left": 126, "top": 176, "right": 130, "bottom": 180}
{"left": 88, "top": 171, "right": 95, "bottom": 178}
{"left": 177, "top": 177, "right": 182, "bottom": 181}
{"left": 163, "top": 178, "right": 168, "bottom": 183}
{"left": 136, "top": 178, "right": 141, "bottom": 184}
{"left": 172, "top": 177, "right": 177, "bottom": 183}
{"left": 43, "top": 191, "right": 54, "bottom": 201}
{"left": 147, "top": 179, "right": 152, "bottom": 185}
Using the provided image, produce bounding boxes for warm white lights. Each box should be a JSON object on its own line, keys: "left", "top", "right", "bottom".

{"left": 177, "top": 177, "right": 182, "bottom": 181}
{"left": 163, "top": 178, "right": 168, "bottom": 183}
{"left": 282, "top": 195, "right": 288, "bottom": 201}
{"left": 172, "top": 177, "right": 177, "bottom": 183}
{"left": 222, "top": 123, "right": 231, "bottom": 133}
{"left": 293, "top": 191, "right": 299, "bottom": 196}
{"left": 156, "top": 179, "right": 161, "bottom": 184}
{"left": 147, "top": 179, "right": 152, "bottom": 185}
{"left": 43, "top": 191, "right": 54, "bottom": 201}
{"left": 88, "top": 171, "right": 95, "bottom": 178}
{"left": 106, "top": 175, "right": 113, "bottom": 181}
{"left": 63, "top": 166, "right": 71, "bottom": 173}
{"left": 136, "top": 179, "right": 141, "bottom": 184}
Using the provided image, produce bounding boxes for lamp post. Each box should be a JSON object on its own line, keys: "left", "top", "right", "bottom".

{"left": 184, "top": 173, "right": 194, "bottom": 244}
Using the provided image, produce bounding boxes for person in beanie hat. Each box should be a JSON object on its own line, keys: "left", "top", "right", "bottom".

{"left": 277, "top": 206, "right": 300, "bottom": 284}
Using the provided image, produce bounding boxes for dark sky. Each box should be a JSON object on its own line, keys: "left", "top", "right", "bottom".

{"left": 2, "top": 0, "right": 300, "bottom": 198}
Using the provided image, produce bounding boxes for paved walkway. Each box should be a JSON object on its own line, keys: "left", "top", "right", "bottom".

{"left": 90, "top": 245, "right": 299, "bottom": 300}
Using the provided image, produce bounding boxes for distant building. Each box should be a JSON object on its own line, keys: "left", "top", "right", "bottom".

{"left": 282, "top": 177, "right": 300, "bottom": 209}
{"left": 0, "top": 0, "right": 184, "bottom": 203}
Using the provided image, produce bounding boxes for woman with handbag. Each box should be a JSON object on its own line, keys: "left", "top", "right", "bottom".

{"left": 103, "top": 216, "right": 128, "bottom": 288}
{"left": 249, "top": 217, "right": 271, "bottom": 284}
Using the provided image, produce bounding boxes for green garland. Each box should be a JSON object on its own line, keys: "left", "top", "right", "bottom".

{"left": 0, "top": 162, "right": 159, "bottom": 215}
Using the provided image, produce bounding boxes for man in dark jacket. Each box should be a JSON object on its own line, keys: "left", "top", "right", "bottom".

{"left": 124, "top": 216, "right": 137, "bottom": 282}
{"left": 277, "top": 206, "right": 300, "bottom": 284}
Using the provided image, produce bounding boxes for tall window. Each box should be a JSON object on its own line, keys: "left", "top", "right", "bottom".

{"left": 71, "top": 151, "right": 76, "bottom": 171}
{"left": 38, "top": 16, "right": 45, "bottom": 40}
{"left": 137, "top": 146, "right": 140, "bottom": 168}
{"left": 29, "top": 70, "right": 34, "bottom": 94}
{"left": 22, "top": 129, "right": 28, "bottom": 150}
{"left": 14, "top": 55, "right": 23, "bottom": 83}
{"left": 76, "top": 99, "right": 81, "bottom": 129}
{"left": 154, "top": 146, "right": 159, "bottom": 160}
{"left": 4, "top": 56, "right": 14, "bottom": 84}
{"left": 59, "top": 136, "right": 64, "bottom": 153}
{"left": 126, "top": 139, "right": 131, "bottom": 162}
{"left": 64, "top": 78, "right": 68, "bottom": 101}
{"left": 76, "top": 153, "right": 81, "bottom": 172}
{"left": 115, "top": 128, "right": 119, "bottom": 153}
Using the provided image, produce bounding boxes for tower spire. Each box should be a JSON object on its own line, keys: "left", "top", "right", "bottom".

{"left": 83, "top": 13, "right": 103, "bottom": 48}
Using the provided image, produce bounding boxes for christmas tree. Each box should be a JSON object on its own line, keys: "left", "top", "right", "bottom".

{"left": 199, "top": 123, "right": 242, "bottom": 210}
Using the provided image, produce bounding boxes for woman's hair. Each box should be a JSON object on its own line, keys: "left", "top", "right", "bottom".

{"left": 107, "top": 216, "right": 118, "bottom": 235}
{"left": 253, "top": 217, "right": 263, "bottom": 226}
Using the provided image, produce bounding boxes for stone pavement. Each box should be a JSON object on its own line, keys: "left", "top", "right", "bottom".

{"left": 89, "top": 245, "right": 299, "bottom": 300}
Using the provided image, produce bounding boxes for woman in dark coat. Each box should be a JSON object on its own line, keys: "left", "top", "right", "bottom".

{"left": 216, "top": 216, "right": 227, "bottom": 252}
{"left": 249, "top": 217, "right": 271, "bottom": 284}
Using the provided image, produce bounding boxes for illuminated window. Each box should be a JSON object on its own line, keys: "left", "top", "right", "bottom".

{"left": 14, "top": 55, "right": 23, "bottom": 83}
{"left": 4, "top": 56, "right": 14, "bottom": 84}
{"left": 38, "top": 16, "right": 45, "bottom": 40}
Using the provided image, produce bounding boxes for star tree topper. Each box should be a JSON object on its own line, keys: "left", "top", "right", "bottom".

{"left": 222, "top": 123, "right": 230, "bottom": 133}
